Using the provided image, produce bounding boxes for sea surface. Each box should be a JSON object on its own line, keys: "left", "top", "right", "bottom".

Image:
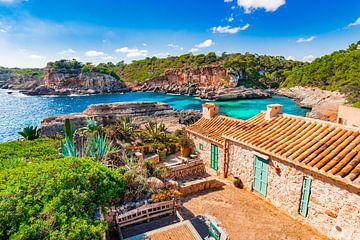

{"left": 0, "top": 89, "right": 309, "bottom": 142}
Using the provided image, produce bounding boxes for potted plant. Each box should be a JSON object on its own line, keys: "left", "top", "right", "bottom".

{"left": 232, "top": 176, "right": 243, "bottom": 188}
{"left": 178, "top": 134, "right": 194, "bottom": 157}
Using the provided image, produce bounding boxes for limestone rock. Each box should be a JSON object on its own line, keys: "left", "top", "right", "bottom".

{"left": 133, "top": 65, "right": 272, "bottom": 100}
{"left": 277, "top": 87, "right": 346, "bottom": 122}
{"left": 147, "top": 177, "right": 165, "bottom": 190}
{"left": 40, "top": 101, "right": 201, "bottom": 136}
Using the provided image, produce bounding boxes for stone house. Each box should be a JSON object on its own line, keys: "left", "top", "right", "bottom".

{"left": 186, "top": 103, "right": 360, "bottom": 240}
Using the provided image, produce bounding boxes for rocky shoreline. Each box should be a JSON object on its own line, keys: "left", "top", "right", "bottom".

{"left": 40, "top": 102, "right": 201, "bottom": 137}
{"left": 277, "top": 86, "right": 346, "bottom": 122}
{"left": 135, "top": 84, "right": 271, "bottom": 100}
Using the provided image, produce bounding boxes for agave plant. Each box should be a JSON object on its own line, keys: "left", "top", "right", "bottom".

{"left": 60, "top": 119, "right": 77, "bottom": 157}
{"left": 18, "top": 126, "right": 41, "bottom": 140}
{"left": 84, "top": 133, "right": 117, "bottom": 161}
{"left": 78, "top": 117, "right": 102, "bottom": 135}
{"left": 122, "top": 152, "right": 137, "bottom": 167}
{"left": 142, "top": 121, "right": 169, "bottom": 144}
{"left": 61, "top": 135, "right": 76, "bottom": 157}
{"left": 63, "top": 119, "right": 75, "bottom": 140}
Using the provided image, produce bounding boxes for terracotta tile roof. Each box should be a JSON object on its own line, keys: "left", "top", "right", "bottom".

{"left": 186, "top": 115, "right": 244, "bottom": 146}
{"left": 222, "top": 112, "right": 360, "bottom": 188}
{"left": 126, "top": 221, "right": 202, "bottom": 240}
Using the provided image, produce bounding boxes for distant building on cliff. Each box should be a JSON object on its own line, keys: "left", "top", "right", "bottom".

{"left": 186, "top": 103, "right": 360, "bottom": 240}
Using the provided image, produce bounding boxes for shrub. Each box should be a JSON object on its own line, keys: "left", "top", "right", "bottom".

{"left": 0, "top": 157, "right": 125, "bottom": 239}
{"left": 151, "top": 189, "right": 181, "bottom": 203}
{"left": 0, "top": 138, "right": 60, "bottom": 170}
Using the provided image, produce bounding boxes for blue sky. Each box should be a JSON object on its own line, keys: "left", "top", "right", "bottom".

{"left": 0, "top": 0, "right": 359, "bottom": 67}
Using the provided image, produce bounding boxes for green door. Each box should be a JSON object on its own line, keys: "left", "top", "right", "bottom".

{"left": 253, "top": 156, "right": 269, "bottom": 196}
{"left": 210, "top": 144, "right": 219, "bottom": 171}
{"left": 299, "top": 176, "right": 312, "bottom": 217}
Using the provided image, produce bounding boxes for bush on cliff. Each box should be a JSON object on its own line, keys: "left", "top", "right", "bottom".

{"left": 281, "top": 41, "right": 360, "bottom": 107}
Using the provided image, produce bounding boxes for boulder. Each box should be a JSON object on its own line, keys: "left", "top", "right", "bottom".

{"left": 147, "top": 177, "right": 165, "bottom": 190}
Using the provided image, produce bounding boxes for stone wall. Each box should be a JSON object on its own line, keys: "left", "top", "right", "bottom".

{"left": 189, "top": 134, "right": 224, "bottom": 176}
{"left": 228, "top": 141, "right": 360, "bottom": 240}
{"left": 168, "top": 160, "right": 205, "bottom": 180}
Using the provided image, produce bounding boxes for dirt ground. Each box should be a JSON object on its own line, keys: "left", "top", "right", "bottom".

{"left": 181, "top": 181, "right": 328, "bottom": 240}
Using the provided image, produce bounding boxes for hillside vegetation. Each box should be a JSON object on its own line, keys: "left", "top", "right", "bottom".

{"left": 0, "top": 67, "right": 43, "bottom": 78}
{"left": 45, "top": 53, "right": 302, "bottom": 88}
{"left": 281, "top": 41, "right": 360, "bottom": 107}
{"left": 119, "top": 52, "right": 302, "bottom": 88}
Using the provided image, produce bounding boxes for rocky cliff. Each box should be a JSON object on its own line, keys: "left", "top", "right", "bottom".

{"left": 277, "top": 87, "right": 347, "bottom": 122}
{"left": 25, "top": 68, "right": 129, "bottom": 95}
{"left": 134, "top": 65, "right": 271, "bottom": 100}
{"left": 0, "top": 72, "right": 40, "bottom": 90}
{"left": 40, "top": 102, "right": 201, "bottom": 136}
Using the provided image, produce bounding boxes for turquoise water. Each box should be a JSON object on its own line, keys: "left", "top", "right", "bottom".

{"left": 0, "top": 89, "right": 309, "bottom": 142}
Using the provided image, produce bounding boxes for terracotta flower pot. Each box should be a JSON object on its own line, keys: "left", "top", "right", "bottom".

{"left": 181, "top": 147, "right": 191, "bottom": 157}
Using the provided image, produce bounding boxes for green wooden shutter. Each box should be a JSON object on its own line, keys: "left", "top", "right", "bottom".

{"left": 199, "top": 143, "right": 203, "bottom": 150}
{"left": 210, "top": 144, "right": 218, "bottom": 171}
{"left": 299, "top": 176, "right": 312, "bottom": 217}
{"left": 253, "top": 156, "right": 269, "bottom": 196}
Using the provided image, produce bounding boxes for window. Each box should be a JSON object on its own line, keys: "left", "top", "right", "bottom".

{"left": 210, "top": 144, "right": 218, "bottom": 171}
{"left": 199, "top": 143, "right": 204, "bottom": 150}
{"left": 299, "top": 176, "right": 312, "bottom": 217}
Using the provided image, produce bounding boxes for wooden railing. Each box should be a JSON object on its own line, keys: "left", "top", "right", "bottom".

{"left": 115, "top": 199, "right": 179, "bottom": 228}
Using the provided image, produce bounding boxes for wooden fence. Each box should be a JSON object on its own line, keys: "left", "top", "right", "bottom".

{"left": 115, "top": 199, "right": 180, "bottom": 228}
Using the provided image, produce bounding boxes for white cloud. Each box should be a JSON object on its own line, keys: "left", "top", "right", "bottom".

{"left": 302, "top": 55, "right": 315, "bottom": 62}
{"left": 296, "top": 36, "right": 316, "bottom": 43}
{"left": 29, "top": 54, "right": 45, "bottom": 59}
{"left": 0, "top": 21, "right": 12, "bottom": 33}
{"left": 167, "top": 43, "right": 184, "bottom": 50}
{"left": 231, "top": 6, "right": 236, "bottom": 10}
{"left": 195, "top": 39, "right": 214, "bottom": 48}
{"left": 190, "top": 48, "right": 199, "bottom": 53}
{"left": 224, "top": 0, "right": 233, "bottom": 2}
{"left": 85, "top": 50, "right": 105, "bottom": 57}
{"left": 142, "top": 43, "right": 147, "bottom": 47}
{"left": 227, "top": 14, "right": 234, "bottom": 22}
{"left": 101, "top": 55, "right": 116, "bottom": 60}
{"left": 348, "top": 17, "right": 360, "bottom": 27}
{"left": 115, "top": 47, "right": 148, "bottom": 57}
{"left": 212, "top": 24, "right": 250, "bottom": 34}
{"left": 237, "top": 0, "right": 286, "bottom": 13}
{"left": 286, "top": 56, "right": 296, "bottom": 61}
{"left": 0, "top": 0, "right": 18, "bottom": 4}
{"left": 58, "top": 49, "right": 76, "bottom": 55}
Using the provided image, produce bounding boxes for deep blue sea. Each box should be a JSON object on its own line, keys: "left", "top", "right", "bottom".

{"left": 0, "top": 89, "right": 309, "bottom": 142}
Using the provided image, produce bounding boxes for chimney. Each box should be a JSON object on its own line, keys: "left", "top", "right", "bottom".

{"left": 202, "top": 103, "right": 219, "bottom": 119}
{"left": 265, "top": 104, "right": 283, "bottom": 120}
